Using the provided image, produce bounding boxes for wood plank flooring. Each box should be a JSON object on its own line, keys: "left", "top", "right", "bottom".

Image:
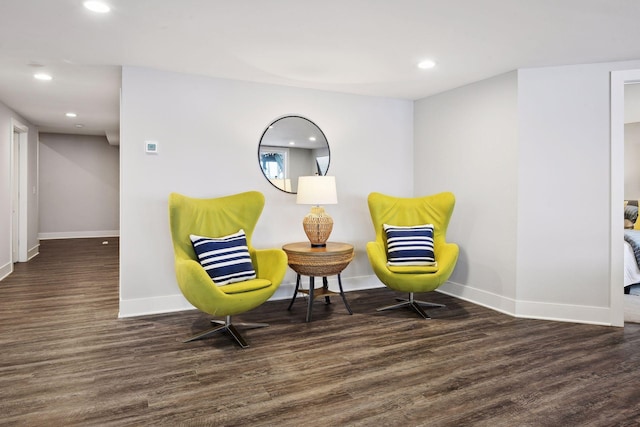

{"left": 1, "top": 238, "right": 640, "bottom": 426}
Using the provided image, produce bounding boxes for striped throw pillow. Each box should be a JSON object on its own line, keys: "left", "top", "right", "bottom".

{"left": 190, "top": 229, "right": 257, "bottom": 285}
{"left": 384, "top": 224, "right": 437, "bottom": 267}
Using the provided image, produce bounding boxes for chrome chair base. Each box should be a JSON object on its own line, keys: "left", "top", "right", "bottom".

{"left": 184, "top": 315, "right": 269, "bottom": 348}
{"left": 377, "top": 293, "right": 445, "bottom": 319}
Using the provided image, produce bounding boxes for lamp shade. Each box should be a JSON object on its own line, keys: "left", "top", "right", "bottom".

{"left": 296, "top": 176, "right": 337, "bottom": 205}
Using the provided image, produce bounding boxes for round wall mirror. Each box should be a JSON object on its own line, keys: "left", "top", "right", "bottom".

{"left": 258, "top": 115, "right": 330, "bottom": 194}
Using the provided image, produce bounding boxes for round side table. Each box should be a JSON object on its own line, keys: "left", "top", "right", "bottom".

{"left": 282, "top": 242, "right": 354, "bottom": 322}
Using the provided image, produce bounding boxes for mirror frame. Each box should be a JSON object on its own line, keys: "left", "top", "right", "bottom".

{"left": 258, "top": 115, "right": 331, "bottom": 194}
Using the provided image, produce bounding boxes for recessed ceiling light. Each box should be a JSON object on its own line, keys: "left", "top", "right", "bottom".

{"left": 34, "top": 73, "right": 52, "bottom": 81}
{"left": 83, "top": 1, "right": 110, "bottom": 13}
{"left": 289, "top": 141, "right": 295, "bottom": 145}
{"left": 75, "top": 124, "right": 85, "bottom": 128}
{"left": 66, "top": 112, "right": 77, "bottom": 118}
{"left": 309, "top": 136, "right": 316, "bottom": 141}
{"left": 417, "top": 59, "right": 436, "bottom": 70}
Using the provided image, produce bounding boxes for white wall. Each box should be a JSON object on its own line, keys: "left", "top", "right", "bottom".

{"left": 517, "top": 63, "right": 610, "bottom": 312}
{"left": 0, "top": 101, "right": 39, "bottom": 280}
{"left": 414, "top": 71, "right": 519, "bottom": 313}
{"left": 624, "top": 122, "right": 640, "bottom": 198}
{"left": 119, "top": 66, "right": 413, "bottom": 317}
{"left": 414, "top": 60, "right": 640, "bottom": 325}
{"left": 516, "top": 61, "right": 640, "bottom": 325}
{"left": 38, "top": 133, "right": 120, "bottom": 239}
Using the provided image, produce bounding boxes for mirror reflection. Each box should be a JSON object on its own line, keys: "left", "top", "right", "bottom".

{"left": 258, "top": 115, "right": 330, "bottom": 193}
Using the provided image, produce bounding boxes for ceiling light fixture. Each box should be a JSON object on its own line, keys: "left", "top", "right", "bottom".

{"left": 75, "top": 124, "right": 85, "bottom": 128}
{"left": 417, "top": 59, "right": 436, "bottom": 70}
{"left": 309, "top": 136, "right": 317, "bottom": 141}
{"left": 66, "top": 112, "right": 77, "bottom": 118}
{"left": 83, "top": 1, "right": 111, "bottom": 13}
{"left": 34, "top": 73, "right": 52, "bottom": 81}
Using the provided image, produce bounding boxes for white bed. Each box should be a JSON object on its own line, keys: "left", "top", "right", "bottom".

{"left": 624, "top": 201, "right": 640, "bottom": 292}
{"left": 624, "top": 240, "right": 640, "bottom": 289}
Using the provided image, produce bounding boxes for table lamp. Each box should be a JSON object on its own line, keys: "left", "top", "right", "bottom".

{"left": 296, "top": 176, "right": 337, "bottom": 247}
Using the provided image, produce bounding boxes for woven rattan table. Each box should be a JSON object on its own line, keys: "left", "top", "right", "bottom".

{"left": 283, "top": 242, "right": 354, "bottom": 322}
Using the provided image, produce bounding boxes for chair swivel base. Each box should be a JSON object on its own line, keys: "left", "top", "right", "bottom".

{"left": 377, "top": 293, "right": 445, "bottom": 319}
{"left": 184, "top": 315, "right": 269, "bottom": 348}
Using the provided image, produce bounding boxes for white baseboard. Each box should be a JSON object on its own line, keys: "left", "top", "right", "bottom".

{"left": 438, "top": 280, "right": 614, "bottom": 326}
{"left": 119, "top": 275, "right": 613, "bottom": 325}
{"left": 0, "top": 261, "right": 12, "bottom": 281}
{"left": 118, "top": 293, "right": 195, "bottom": 318}
{"left": 514, "top": 300, "right": 613, "bottom": 326}
{"left": 27, "top": 244, "right": 39, "bottom": 260}
{"left": 118, "top": 275, "right": 385, "bottom": 318}
{"left": 438, "top": 280, "right": 517, "bottom": 316}
{"left": 39, "top": 230, "right": 120, "bottom": 240}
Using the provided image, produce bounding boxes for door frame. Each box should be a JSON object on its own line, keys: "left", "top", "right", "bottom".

{"left": 610, "top": 69, "right": 640, "bottom": 326}
{"left": 10, "top": 119, "right": 29, "bottom": 263}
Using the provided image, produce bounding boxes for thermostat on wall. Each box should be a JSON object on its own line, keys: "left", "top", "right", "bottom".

{"left": 145, "top": 140, "right": 159, "bottom": 154}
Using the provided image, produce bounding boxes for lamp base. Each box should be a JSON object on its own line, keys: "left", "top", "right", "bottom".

{"left": 303, "top": 206, "right": 333, "bottom": 247}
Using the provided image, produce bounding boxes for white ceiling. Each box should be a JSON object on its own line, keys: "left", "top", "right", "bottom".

{"left": 1, "top": 0, "right": 640, "bottom": 139}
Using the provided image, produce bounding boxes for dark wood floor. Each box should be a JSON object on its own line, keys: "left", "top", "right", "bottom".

{"left": 1, "top": 238, "right": 640, "bottom": 426}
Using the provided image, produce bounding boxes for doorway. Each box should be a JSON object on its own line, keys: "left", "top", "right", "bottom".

{"left": 622, "top": 83, "right": 640, "bottom": 323}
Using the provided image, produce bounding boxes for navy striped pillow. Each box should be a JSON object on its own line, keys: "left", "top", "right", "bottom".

{"left": 384, "top": 224, "right": 437, "bottom": 267}
{"left": 190, "top": 229, "right": 257, "bottom": 285}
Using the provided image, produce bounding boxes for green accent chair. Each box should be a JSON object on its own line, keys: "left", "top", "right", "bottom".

{"left": 168, "top": 191, "right": 288, "bottom": 348}
{"left": 366, "top": 192, "right": 459, "bottom": 319}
